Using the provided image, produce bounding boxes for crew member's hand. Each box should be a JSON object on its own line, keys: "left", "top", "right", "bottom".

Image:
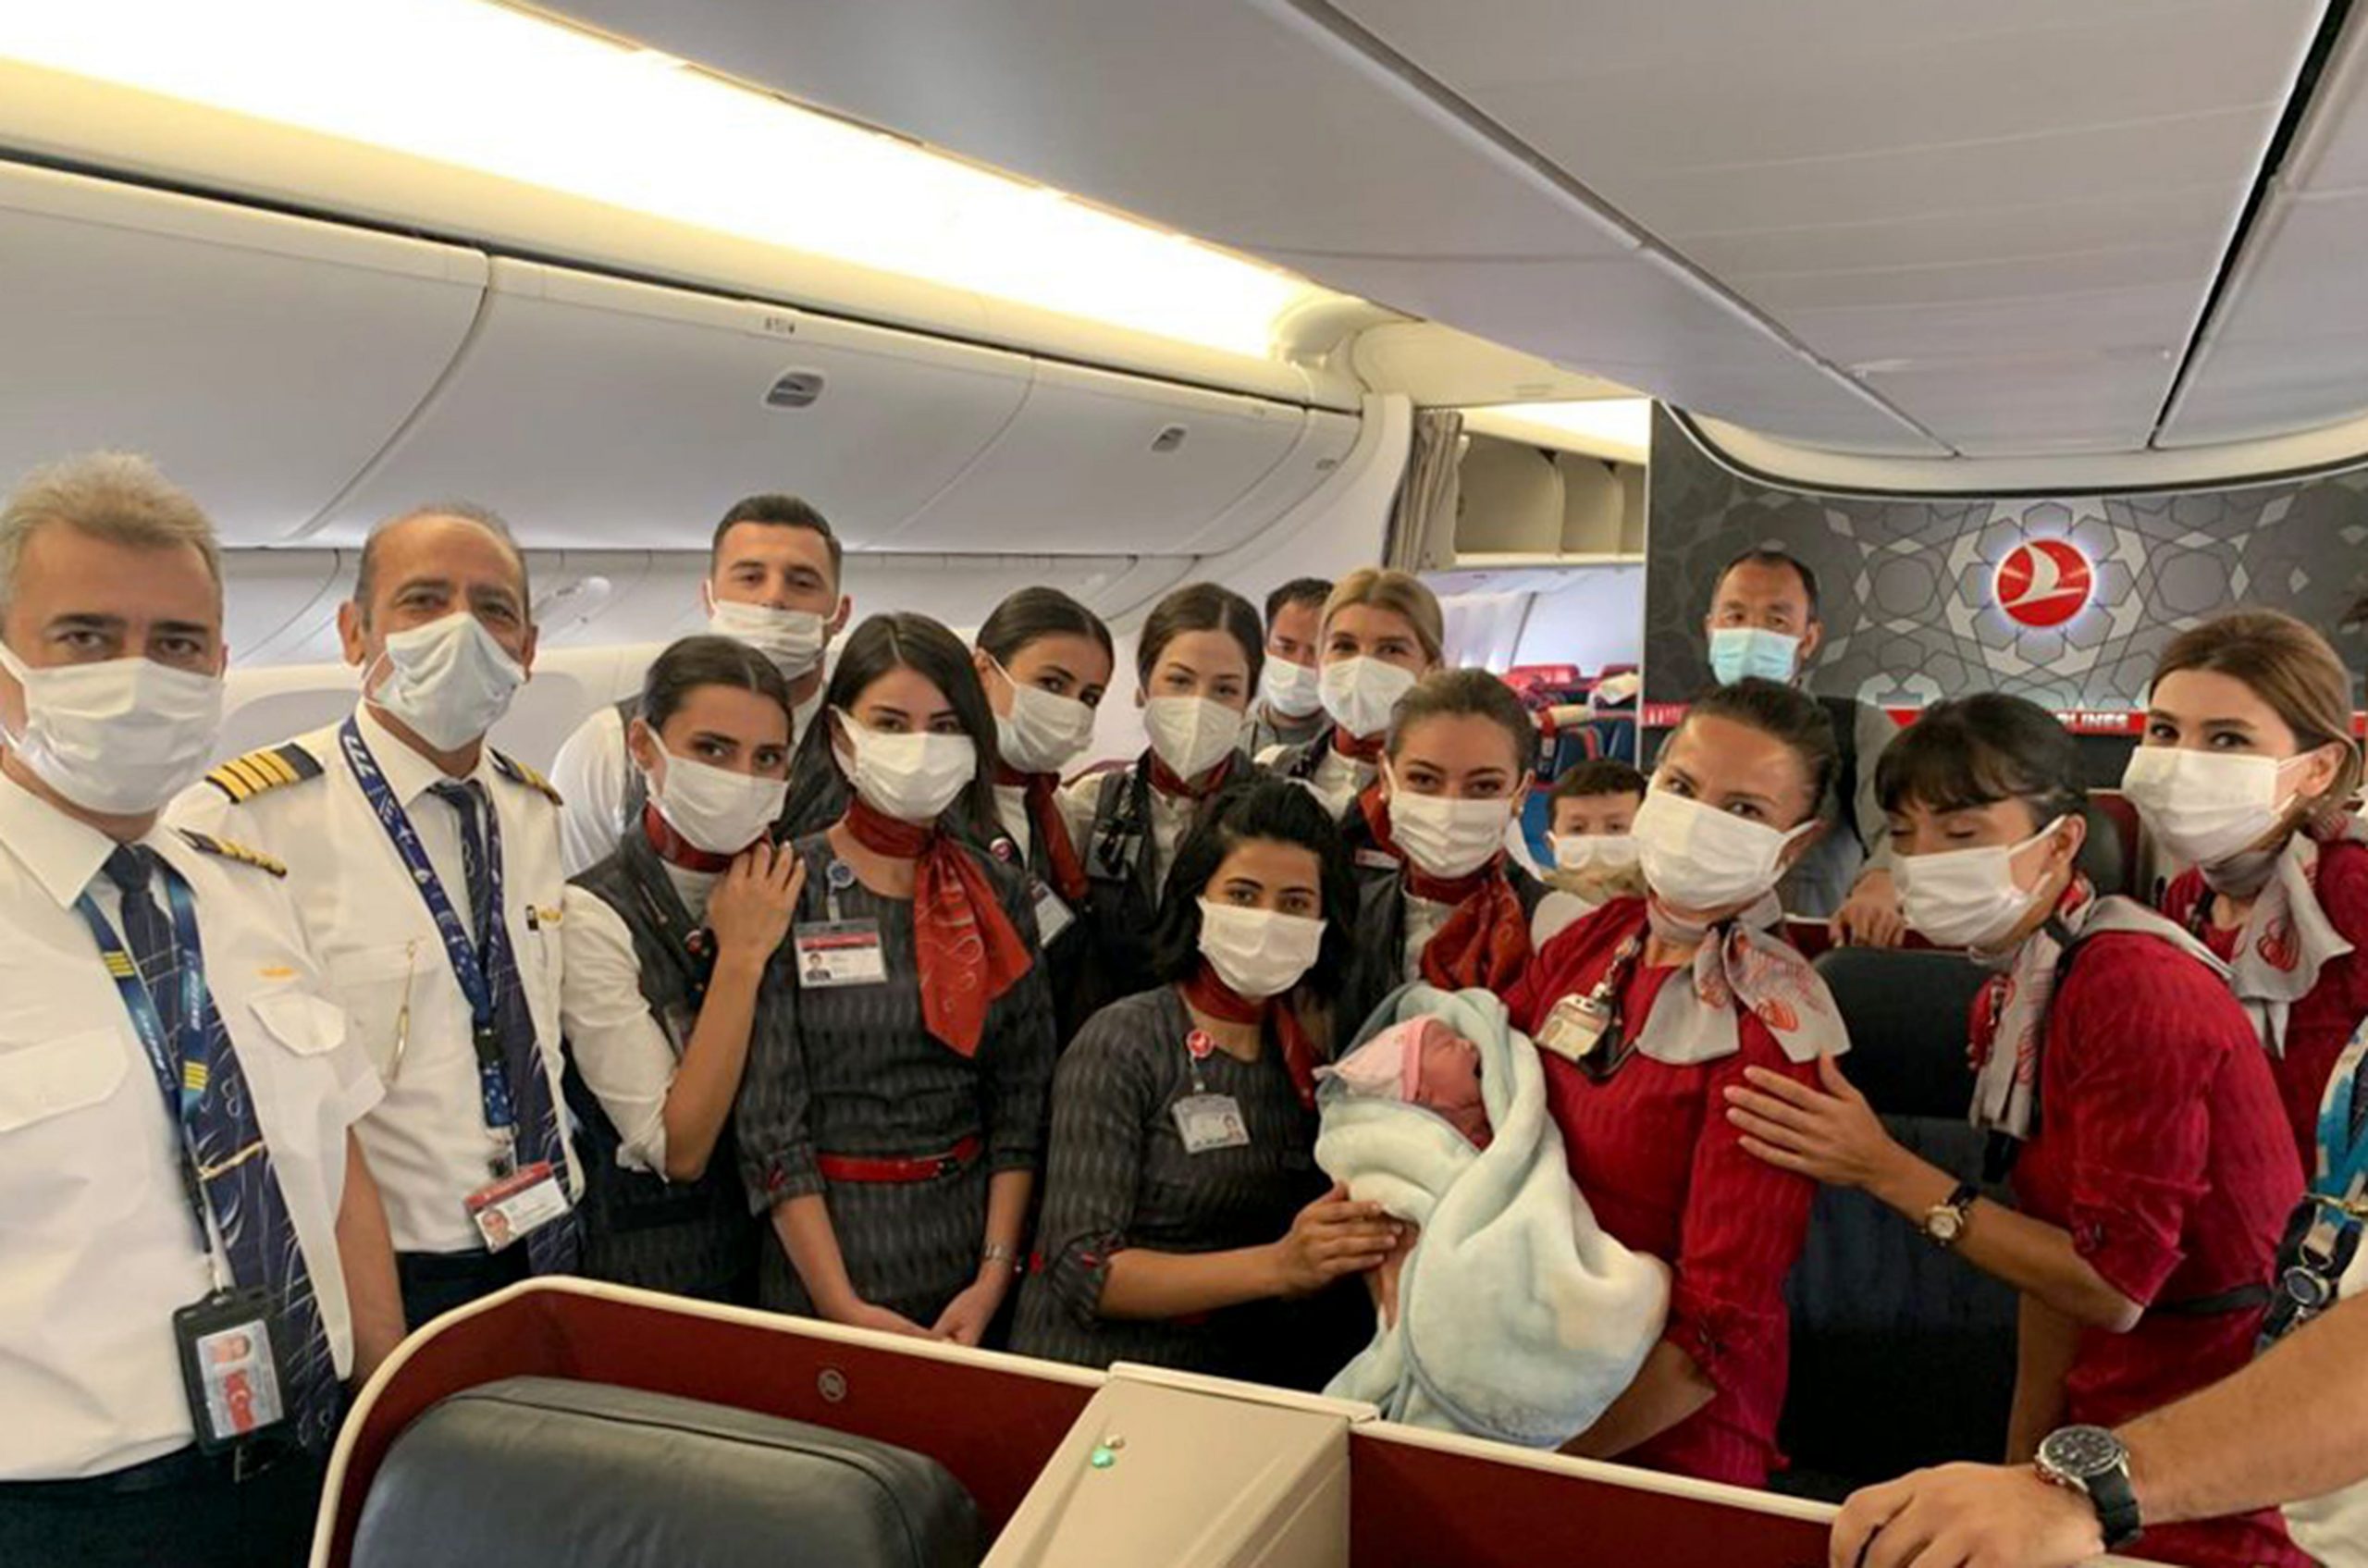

{"left": 1725, "top": 1056, "right": 1906, "bottom": 1192}
{"left": 1831, "top": 869, "right": 1908, "bottom": 949}
{"left": 709, "top": 841, "right": 804, "bottom": 965}
{"left": 1271, "top": 1183, "right": 1401, "bottom": 1299}
{"left": 1831, "top": 1463, "right": 2103, "bottom": 1568}
{"left": 931, "top": 1272, "right": 1013, "bottom": 1348}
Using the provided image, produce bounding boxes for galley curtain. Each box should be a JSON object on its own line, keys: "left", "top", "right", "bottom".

{"left": 1386, "top": 408, "right": 1465, "bottom": 572}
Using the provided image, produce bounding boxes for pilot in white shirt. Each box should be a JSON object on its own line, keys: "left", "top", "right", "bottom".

{"left": 0, "top": 453, "right": 400, "bottom": 1568}
{"left": 173, "top": 501, "right": 582, "bottom": 1330}
{"left": 549, "top": 494, "right": 849, "bottom": 876}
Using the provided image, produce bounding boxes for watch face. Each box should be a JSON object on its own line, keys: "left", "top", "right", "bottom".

{"left": 2042, "top": 1426, "right": 2125, "bottom": 1481}
{"left": 1928, "top": 1208, "right": 1964, "bottom": 1242}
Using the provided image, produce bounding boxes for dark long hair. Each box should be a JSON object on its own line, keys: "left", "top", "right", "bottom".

{"left": 823, "top": 611, "right": 1003, "bottom": 842}
{"left": 1146, "top": 778, "right": 1356, "bottom": 1006}
{"left": 1876, "top": 693, "right": 2083, "bottom": 831}
{"left": 637, "top": 634, "right": 795, "bottom": 734}
{"left": 1671, "top": 677, "right": 1839, "bottom": 827}
{"left": 977, "top": 586, "right": 1115, "bottom": 670}
{"left": 1137, "top": 582, "right": 1265, "bottom": 692}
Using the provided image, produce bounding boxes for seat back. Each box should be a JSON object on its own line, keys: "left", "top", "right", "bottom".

{"left": 1776, "top": 949, "right": 2018, "bottom": 1500}
{"left": 353, "top": 1376, "right": 984, "bottom": 1568}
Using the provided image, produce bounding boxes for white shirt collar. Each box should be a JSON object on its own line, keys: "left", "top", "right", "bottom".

{"left": 0, "top": 770, "right": 171, "bottom": 909}
{"left": 790, "top": 688, "right": 823, "bottom": 747}
{"left": 353, "top": 701, "right": 495, "bottom": 808}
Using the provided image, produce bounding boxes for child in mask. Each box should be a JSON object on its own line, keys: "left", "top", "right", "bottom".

{"left": 1057, "top": 583, "right": 1267, "bottom": 1023}
{"left": 1339, "top": 669, "right": 1553, "bottom": 1032}
{"left": 1537, "top": 759, "right": 1647, "bottom": 944}
{"left": 2125, "top": 611, "right": 2368, "bottom": 1175}
{"left": 1261, "top": 568, "right": 1444, "bottom": 840}
{"left": 1500, "top": 677, "right": 1849, "bottom": 1488}
{"left": 735, "top": 612, "right": 1056, "bottom": 1349}
{"left": 1013, "top": 779, "right": 1399, "bottom": 1388}
{"left": 560, "top": 636, "right": 805, "bottom": 1303}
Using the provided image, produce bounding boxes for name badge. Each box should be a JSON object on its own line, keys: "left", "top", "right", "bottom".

{"left": 173, "top": 1288, "right": 290, "bottom": 1454}
{"left": 466, "top": 1160, "right": 572, "bottom": 1253}
{"left": 1173, "top": 1093, "right": 1251, "bottom": 1154}
{"left": 1536, "top": 993, "right": 1614, "bottom": 1063}
{"left": 1033, "top": 883, "right": 1076, "bottom": 945}
{"left": 794, "top": 920, "right": 889, "bottom": 988}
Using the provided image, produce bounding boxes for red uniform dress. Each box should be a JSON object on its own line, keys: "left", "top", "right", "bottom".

{"left": 2164, "top": 837, "right": 2368, "bottom": 1179}
{"left": 1505, "top": 898, "right": 1820, "bottom": 1488}
{"left": 2002, "top": 932, "right": 2306, "bottom": 1568}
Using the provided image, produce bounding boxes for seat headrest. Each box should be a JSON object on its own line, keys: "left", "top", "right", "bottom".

{"left": 2077, "top": 796, "right": 2130, "bottom": 898}
{"left": 1811, "top": 948, "right": 1988, "bottom": 1120}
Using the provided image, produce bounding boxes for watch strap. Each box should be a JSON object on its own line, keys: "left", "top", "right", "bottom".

{"left": 2085, "top": 1460, "right": 2143, "bottom": 1549}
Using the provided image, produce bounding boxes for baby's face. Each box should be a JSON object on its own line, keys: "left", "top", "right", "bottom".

{"left": 1412, "top": 1035, "right": 1484, "bottom": 1113}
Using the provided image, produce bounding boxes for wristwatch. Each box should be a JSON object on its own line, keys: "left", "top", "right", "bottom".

{"left": 2035, "top": 1425, "right": 2142, "bottom": 1549}
{"left": 1920, "top": 1180, "right": 1980, "bottom": 1250}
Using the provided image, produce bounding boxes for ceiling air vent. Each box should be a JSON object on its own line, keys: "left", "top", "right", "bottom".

{"left": 1151, "top": 424, "right": 1189, "bottom": 453}
{"left": 764, "top": 370, "right": 826, "bottom": 410}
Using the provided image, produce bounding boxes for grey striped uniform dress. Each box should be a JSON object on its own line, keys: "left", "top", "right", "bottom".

{"left": 1011, "top": 986, "right": 1370, "bottom": 1389}
{"left": 735, "top": 831, "right": 1055, "bottom": 1327}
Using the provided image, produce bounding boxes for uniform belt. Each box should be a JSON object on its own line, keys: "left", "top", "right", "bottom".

{"left": 817, "top": 1135, "right": 982, "bottom": 1184}
{"left": 0, "top": 1438, "right": 302, "bottom": 1498}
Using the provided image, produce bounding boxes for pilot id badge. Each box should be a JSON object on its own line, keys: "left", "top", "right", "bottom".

{"left": 1173, "top": 1093, "right": 1252, "bottom": 1154}
{"left": 466, "top": 1161, "right": 573, "bottom": 1253}
{"left": 794, "top": 920, "right": 889, "bottom": 988}
{"left": 172, "top": 1288, "right": 291, "bottom": 1454}
{"left": 1535, "top": 992, "right": 1616, "bottom": 1063}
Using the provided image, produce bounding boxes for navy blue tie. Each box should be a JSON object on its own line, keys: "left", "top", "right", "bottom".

{"left": 103, "top": 846, "right": 343, "bottom": 1451}
{"left": 427, "top": 783, "right": 580, "bottom": 1273}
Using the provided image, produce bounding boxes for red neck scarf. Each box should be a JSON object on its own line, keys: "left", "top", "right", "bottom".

{"left": 994, "top": 764, "right": 1088, "bottom": 904}
{"left": 1358, "top": 784, "right": 1532, "bottom": 993}
{"left": 1147, "top": 749, "right": 1238, "bottom": 802}
{"left": 641, "top": 803, "right": 735, "bottom": 873}
{"left": 1331, "top": 725, "right": 1387, "bottom": 763}
{"left": 1182, "top": 964, "right": 1321, "bottom": 1109}
{"left": 842, "top": 798, "right": 1035, "bottom": 1056}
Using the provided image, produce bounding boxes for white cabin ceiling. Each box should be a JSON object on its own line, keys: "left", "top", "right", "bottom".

{"left": 548, "top": 0, "right": 2355, "bottom": 461}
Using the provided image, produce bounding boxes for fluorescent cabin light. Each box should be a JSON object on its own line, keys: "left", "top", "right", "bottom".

{"left": 1475, "top": 399, "right": 1655, "bottom": 461}
{"left": 0, "top": 0, "right": 1345, "bottom": 359}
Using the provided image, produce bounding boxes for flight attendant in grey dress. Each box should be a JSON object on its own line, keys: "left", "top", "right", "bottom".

{"left": 1013, "top": 778, "right": 1400, "bottom": 1388}
{"left": 736, "top": 613, "right": 1055, "bottom": 1344}
{"left": 561, "top": 636, "right": 806, "bottom": 1303}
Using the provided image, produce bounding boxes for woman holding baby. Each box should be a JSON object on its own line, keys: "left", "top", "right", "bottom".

{"left": 1011, "top": 777, "right": 1395, "bottom": 1386}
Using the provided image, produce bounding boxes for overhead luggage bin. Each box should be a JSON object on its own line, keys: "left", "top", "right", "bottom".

{"left": 0, "top": 158, "right": 486, "bottom": 544}
{"left": 305, "top": 258, "right": 1035, "bottom": 549}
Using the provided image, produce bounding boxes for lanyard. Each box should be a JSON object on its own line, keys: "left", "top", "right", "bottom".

{"left": 73, "top": 858, "right": 233, "bottom": 1286}
{"left": 2313, "top": 1022, "right": 2368, "bottom": 1204}
{"left": 340, "top": 718, "right": 518, "bottom": 1144}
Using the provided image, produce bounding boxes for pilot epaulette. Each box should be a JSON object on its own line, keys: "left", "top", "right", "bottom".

{"left": 175, "top": 828, "right": 288, "bottom": 878}
{"left": 203, "top": 743, "right": 322, "bottom": 804}
{"left": 490, "top": 749, "right": 563, "bottom": 807}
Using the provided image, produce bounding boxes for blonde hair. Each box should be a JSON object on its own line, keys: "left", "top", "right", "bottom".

{"left": 1322, "top": 567, "right": 1444, "bottom": 666}
{"left": 2153, "top": 610, "right": 2362, "bottom": 819}
{"left": 0, "top": 451, "right": 220, "bottom": 615}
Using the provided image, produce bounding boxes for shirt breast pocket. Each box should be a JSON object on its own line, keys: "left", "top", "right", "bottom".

{"left": 248, "top": 986, "right": 351, "bottom": 1059}
{"left": 0, "top": 1027, "right": 130, "bottom": 1135}
{"left": 325, "top": 941, "right": 420, "bottom": 1076}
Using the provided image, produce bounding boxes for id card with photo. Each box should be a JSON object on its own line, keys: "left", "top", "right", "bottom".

{"left": 172, "top": 1288, "right": 289, "bottom": 1453}
{"left": 1173, "top": 1093, "right": 1251, "bottom": 1154}
{"left": 1032, "top": 883, "right": 1077, "bottom": 945}
{"left": 1535, "top": 993, "right": 1614, "bottom": 1063}
{"left": 793, "top": 920, "right": 889, "bottom": 988}
{"left": 466, "top": 1160, "right": 573, "bottom": 1253}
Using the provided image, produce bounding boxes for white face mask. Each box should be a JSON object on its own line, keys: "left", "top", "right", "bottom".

{"left": 646, "top": 742, "right": 788, "bottom": 857}
{"left": 2121, "top": 747, "right": 2309, "bottom": 869}
{"left": 1552, "top": 833, "right": 1640, "bottom": 873}
{"left": 1142, "top": 695, "right": 1244, "bottom": 782}
{"left": 991, "top": 662, "right": 1097, "bottom": 778}
{"left": 707, "top": 596, "right": 828, "bottom": 681}
{"left": 1386, "top": 768, "right": 1513, "bottom": 881}
{"left": 1631, "top": 788, "right": 1811, "bottom": 912}
{"left": 1320, "top": 656, "right": 1420, "bottom": 740}
{"left": 0, "top": 643, "right": 223, "bottom": 816}
{"left": 1260, "top": 656, "right": 1323, "bottom": 720}
{"left": 1197, "top": 899, "right": 1326, "bottom": 999}
{"left": 367, "top": 611, "right": 525, "bottom": 751}
{"left": 1896, "top": 819, "right": 2066, "bottom": 950}
{"left": 833, "top": 712, "right": 976, "bottom": 824}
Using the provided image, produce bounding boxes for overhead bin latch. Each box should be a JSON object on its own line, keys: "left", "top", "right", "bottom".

{"left": 764, "top": 370, "right": 827, "bottom": 410}
{"left": 1150, "top": 424, "right": 1188, "bottom": 453}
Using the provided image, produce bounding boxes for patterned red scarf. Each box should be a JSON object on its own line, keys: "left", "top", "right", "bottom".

{"left": 1357, "top": 784, "right": 1533, "bottom": 994}
{"left": 843, "top": 798, "right": 1034, "bottom": 1056}
{"left": 1148, "top": 749, "right": 1239, "bottom": 802}
{"left": 994, "top": 763, "right": 1088, "bottom": 904}
{"left": 1183, "top": 963, "right": 1321, "bottom": 1109}
{"left": 1332, "top": 725, "right": 1388, "bottom": 763}
{"left": 641, "top": 802, "right": 735, "bottom": 873}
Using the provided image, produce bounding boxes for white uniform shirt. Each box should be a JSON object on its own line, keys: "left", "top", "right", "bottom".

{"left": 551, "top": 690, "right": 819, "bottom": 878}
{"left": 558, "top": 860, "right": 717, "bottom": 1178}
{"left": 1055, "top": 762, "right": 1197, "bottom": 893}
{"left": 0, "top": 774, "right": 378, "bottom": 1479}
{"left": 1256, "top": 741, "right": 1375, "bottom": 821}
{"left": 1530, "top": 890, "right": 1597, "bottom": 948}
{"left": 171, "top": 703, "right": 579, "bottom": 1255}
{"left": 992, "top": 781, "right": 1032, "bottom": 864}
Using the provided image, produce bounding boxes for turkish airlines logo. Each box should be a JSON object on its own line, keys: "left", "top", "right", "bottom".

{"left": 1993, "top": 538, "right": 2093, "bottom": 629}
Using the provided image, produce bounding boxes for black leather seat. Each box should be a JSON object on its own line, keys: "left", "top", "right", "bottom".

{"left": 352, "top": 1377, "right": 984, "bottom": 1568}
{"left": 1775, "top": 949, "right": 2019, "bottom": 1500}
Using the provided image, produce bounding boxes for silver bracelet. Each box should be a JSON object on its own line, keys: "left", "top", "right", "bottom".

{"left": 982, "top": 1241, "right": 1022, "bottom": 1273}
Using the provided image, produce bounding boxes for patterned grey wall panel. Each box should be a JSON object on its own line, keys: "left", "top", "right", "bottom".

{"left": 1642, "top": 407, "right": 2368, "bottom": 709}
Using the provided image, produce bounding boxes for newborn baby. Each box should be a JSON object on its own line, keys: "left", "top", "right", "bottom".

{"left": 1323, "top": 1016, "right": 1492, "bottom": 1150}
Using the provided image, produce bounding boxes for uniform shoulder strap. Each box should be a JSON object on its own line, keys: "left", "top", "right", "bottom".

{"left": 202, "top": 741, "right": 324, "bottom": 804}
{"left": 175, "top": 827, "right": 288, "bottom": 878}
{"left": 490, "top": 749, "right": 565, "bottom": 807}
